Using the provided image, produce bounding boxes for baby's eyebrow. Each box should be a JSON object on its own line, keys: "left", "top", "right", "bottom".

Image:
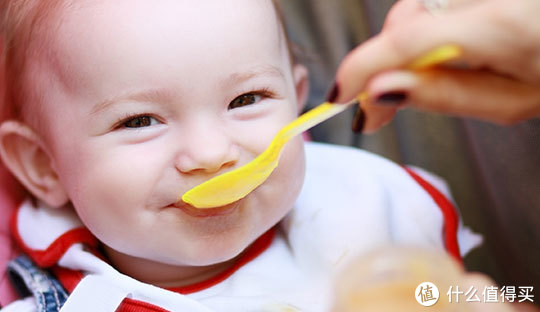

{"left": 225, "top": 65, "right": 285, "bottom": 85}
{"left": 91, "top": 88, "right": 174, "bottom": 115}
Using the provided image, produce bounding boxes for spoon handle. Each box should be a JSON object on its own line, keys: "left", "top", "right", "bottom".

{"left": 278, "top": 98, "right": 358, "bottom": 142}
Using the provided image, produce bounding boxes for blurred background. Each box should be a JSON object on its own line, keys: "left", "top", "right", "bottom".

{"left": 278, "top": 0, "right": 540, "bottom": 302}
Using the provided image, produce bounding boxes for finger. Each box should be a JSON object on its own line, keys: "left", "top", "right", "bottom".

{"left": 365, "top": 68, "right": 540, "bottom": 127}
{"left": 333, "top": 0, "right": 526, "bottom": 104}
{"left": 384, "top": 0, "right": 483, "bottom": 29}
{"left": 383, "top": 0, "right": 425, "bottom": 30}
{"left": 357, "top": 99, "right": 398, "bottom": 134}
{"left": 334, "top": 15, "right": 466, "bottom": 104}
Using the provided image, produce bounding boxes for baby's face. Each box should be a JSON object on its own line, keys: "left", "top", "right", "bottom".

{"left": 35, "top": 0, "right": 305, "bottom": 270}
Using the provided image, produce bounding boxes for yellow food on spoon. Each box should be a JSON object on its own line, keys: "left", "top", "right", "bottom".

{"left": 182, "top": 45, "right": 462, "bottom": 208}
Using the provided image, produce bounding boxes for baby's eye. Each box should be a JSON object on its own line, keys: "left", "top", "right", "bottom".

{"left": 122, "top": 115, "right": 160, "bottom": 128}
{"left": 229, "top": 93, "right": 263, "bottom": 110}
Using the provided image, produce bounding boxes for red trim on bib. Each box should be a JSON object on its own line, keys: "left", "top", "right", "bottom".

{"left": 403, "top": 167, "right": 462, "bottom": 264}
{"left": 10, "top": 206, "right": 98, "bottom": 267}
{"left": 117, "top": 298, "right": 172, "bottom": 312}
{"left": 53, "top": 266, "right": 85, "bottom": 293}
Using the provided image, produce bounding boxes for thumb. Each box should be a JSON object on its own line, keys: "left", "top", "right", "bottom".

{"left": 365, "top": 69, "right": 540, "bottom": 127}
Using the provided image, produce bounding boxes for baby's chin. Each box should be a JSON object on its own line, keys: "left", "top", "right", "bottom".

{"left": 115, "top": 236, "right": 248, "bottom": 269}
{"left": 184, "top": 204, "right": 288, "bottom": 266}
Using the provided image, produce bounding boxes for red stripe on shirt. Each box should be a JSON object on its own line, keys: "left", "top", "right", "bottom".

{"left": 10, "top": 206, "right": 98, "bottom": 268}
{"left": 403, "top": 167, "right": 462, "bottom": 264}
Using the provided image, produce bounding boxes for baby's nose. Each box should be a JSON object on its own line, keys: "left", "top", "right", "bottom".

{"left": 175, "top": 127, "right": 240, "bottom": 174}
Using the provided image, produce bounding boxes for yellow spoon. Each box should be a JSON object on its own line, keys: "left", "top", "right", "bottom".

{"left": 182, "top": 44, "right": 462, "bottom": 208}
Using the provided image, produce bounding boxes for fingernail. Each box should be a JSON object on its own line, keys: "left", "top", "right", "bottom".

{"left": 351, "top": 106, "right": 365, "bottom": 133}
{"left": 326, "top": 82, "right": 340, "bottom": 103}
{"left": 374, "top": 91, "right": 408, "bottom": 106}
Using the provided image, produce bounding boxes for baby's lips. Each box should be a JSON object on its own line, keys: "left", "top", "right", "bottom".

{"left": 170, "top": 198, "right": 242, "bottom": 217}
{"left": 171, "top": 199, "right": 190, "bottom": 209}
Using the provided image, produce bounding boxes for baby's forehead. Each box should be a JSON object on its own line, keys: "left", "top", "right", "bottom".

{"left": 38, "top": 0, "right": 290, "bottom": 94}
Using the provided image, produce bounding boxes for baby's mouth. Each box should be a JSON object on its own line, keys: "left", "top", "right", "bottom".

{"left": 169, "top": 200, "right": 241, "bottom": 218}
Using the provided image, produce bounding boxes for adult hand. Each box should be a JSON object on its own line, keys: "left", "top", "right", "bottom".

{"left": 330, "top": 0, "right": 540, "bottom": 133}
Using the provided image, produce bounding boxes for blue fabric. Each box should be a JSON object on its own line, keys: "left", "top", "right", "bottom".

{"left": 7, "top": 255, "right": 68, "bottom": 312}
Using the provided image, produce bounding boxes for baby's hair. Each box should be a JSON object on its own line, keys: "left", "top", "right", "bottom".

{"left": 271, "top": 0, "right": 299, "bottom": 66}
{"left": 0, "top": 0, "right": 70, "bottom": 126}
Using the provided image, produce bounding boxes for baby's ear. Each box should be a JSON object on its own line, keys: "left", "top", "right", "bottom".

{"left": 0, "top": 121, "right": 69, "bottom": 208}
{"left": 293, "top": 64, "right": 309, "bottom": 113}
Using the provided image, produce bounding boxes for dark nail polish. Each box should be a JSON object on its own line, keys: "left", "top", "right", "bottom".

{"left": 375, "top": 91, "right": 408, "bottom": 106}
{"left": 326, "top": 83, "right": 340, "bottom": 103}
{"left": 351, "top": 107, "right": 365, "bottom": 133}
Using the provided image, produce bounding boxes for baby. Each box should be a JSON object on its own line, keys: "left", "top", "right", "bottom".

{"left": 0, "top": 0, "right": 480, "bottom": 311}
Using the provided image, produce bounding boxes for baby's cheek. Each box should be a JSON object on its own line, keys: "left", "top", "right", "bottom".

{"left": 275, "top": 137, "right": 306, "bottom": 200}
{"left": 67, "top": 151, "right": 153, "bottom": 229}
{"left": 289, "top": 138, "right": 306, "bottom": 186}
{"left": 232, "top": 107, "right": 298, "bottom": 156}
{"left": 245, "top": 124, "right": 281, "bottom": 153}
